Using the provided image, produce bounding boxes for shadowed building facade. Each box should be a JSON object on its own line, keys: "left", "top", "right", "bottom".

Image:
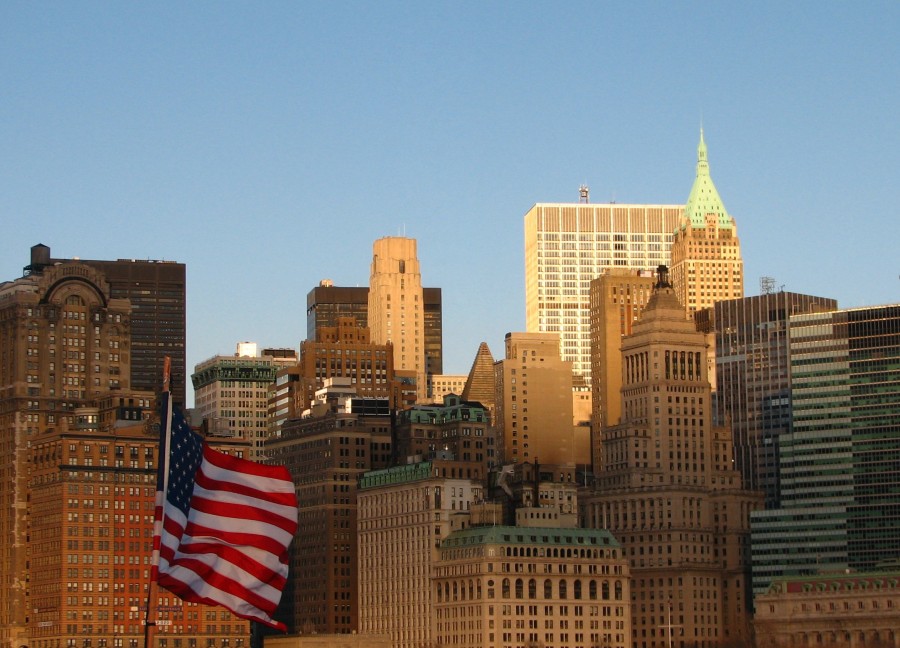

{"left": 581, "top": 267, "right": 762, "bottom": 648}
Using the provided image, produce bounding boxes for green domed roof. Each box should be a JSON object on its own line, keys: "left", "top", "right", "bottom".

{"left": 683, "top": 129, "right": 733, "bottom": 229}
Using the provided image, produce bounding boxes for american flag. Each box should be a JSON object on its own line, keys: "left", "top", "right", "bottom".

{"left": 152, "top": 395, "right": 298, "bottom": 630}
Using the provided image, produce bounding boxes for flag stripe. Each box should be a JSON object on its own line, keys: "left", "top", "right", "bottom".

{"left": 153, "top": 399, "right": 297, "bottom": 631}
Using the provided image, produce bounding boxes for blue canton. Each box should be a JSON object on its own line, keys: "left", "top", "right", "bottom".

{"left": 165, "top": 409, "right": 204, "bottom": 518}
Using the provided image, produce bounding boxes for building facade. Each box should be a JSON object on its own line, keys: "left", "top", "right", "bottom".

{"left": 589, "top": 269, "right": 657, "bottom": 475}
{"left": 357, "top": 461, "right": 483, "bottom": 648}
{"left": 669, "top": 131, "right": 743, "bottom": 316}
{"left": 493, "top": 332, "right": 580, "bottom": 467}
{"left": 753, "top": 572, "right": 900, "bottom": 648}
{"left": 293, "top": 317, "right": 396, "bottom": 412}
{"left": 23, "top": 244, "right": 187, "bottom": 405}
{"left": 700, "top": 292, "right": 837, "bottom": 506}
{"left": 524, "top": 199, "right": 682, "bottom": 384}
{"left": 434, "top": 525, "right": 632, "bottom": 648}
{"left": 266, "top": 387, "right": 392, "bottom": 635}
{"left": 307, "top": 270, "right": 442, "bottom": 402}
{"left": 28, "top": 407, "right": 253, "bottom": 648}
{"left": 750, "top": 304, "right": 900, "bottom": 595}
{"left": 393, "top": 394, "right": 495, "bottom": 473}
{"left": 581, "top": 267, "right": 762, "bottom": 648}
{"left": 192, "top": 343, "right": 297, "bottom": 460}
{"left": 368, "top": 237, "right": 428, "bottom": 402}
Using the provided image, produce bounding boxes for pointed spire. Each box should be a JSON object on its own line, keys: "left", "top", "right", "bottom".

{"left": 682, "top": 128, "right": 733, "bottom": 230}
{"left": 697, "top": 127, "right": 708, "bottom": 174}
{"left": 461, "top": 342, "right": 496, "bottom": 409}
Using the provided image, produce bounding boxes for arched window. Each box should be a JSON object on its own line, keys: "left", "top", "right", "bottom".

{"left": 614, "top": 580, "right": 623, "bottom": 600}
{"left": 559, "top": 579, "right": 567, "bottom": 599}
{"left": 528, "top": 579, "right": 537, "bottom": 599}
{"left": 602, "top": 581, "right": 610, "bottom": 600}
{"left": 502, "top": 578, "right": 510, "bottom": 598}
{"left": 589, "top": 580, "right": 597, "bottom": 600}
{"left": 544, "top": 579, "right": 552, "bottom": 599}
{"left": 574, "top": 580, "right": 582, "bottom": 600}
{"left": 515, "top": 579, "right": 524, "bottom": 598}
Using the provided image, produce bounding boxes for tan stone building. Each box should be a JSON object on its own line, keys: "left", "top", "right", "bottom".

{"left": 428, "top": 373, "right": 467, "bottom": 403}
{"left": 670, "top": 130, "right": 743, "bottom": 316}
{"left": 357, "top": 460, "right": 484, "bottom": 648}
{"left": 192, "top": 342, "right": 296, "bottom": 460}
{"left": 294, "top": 316, "right": 395, "bottom": 410}
{"left": 753, "top": 572, "right": 900, "bottom": 648}
{"left": 589, "top": 269, "right": 657, "bottom": 474}
{"left": 368, "top": 236, "right": 428, "bottom": 402}
{"left": 581, "top": 267, "right": 762, "bottom": 648}
{"left": 265, "top": 384, "right": 392, "bottom": 635}
{"left": 493, "top": 332, "right": 587, "bottom": 467}
{"left": 524, "top": 197, "right": 682, "bottom": 385}
{"left": 435, "top": 516, "right": 632, "bottom": 648}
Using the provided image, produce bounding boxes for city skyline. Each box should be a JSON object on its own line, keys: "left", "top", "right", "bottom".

{"left": 2, "top": 3, "right": 898, "bottom": 406}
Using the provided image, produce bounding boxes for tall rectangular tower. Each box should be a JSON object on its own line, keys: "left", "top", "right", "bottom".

{"left": 589, "top": 269, "right": 657, "bottom": 474}
{"left": 524, "top": 201, "right": 682, "bottom": 384}
{"left": 750, "top": 303, "right": 900, "bottom": 594}
{"left": 710, "top": 291, "right": 837, "bottom": 505}
{"left": 581, "top": 268, "right": 762, "bottom": 648}
{"left": 368, "top": 237, "right": 427, "bottom": 402}
{"left": 494, "top": 332, "right": 577, "bottom": 466}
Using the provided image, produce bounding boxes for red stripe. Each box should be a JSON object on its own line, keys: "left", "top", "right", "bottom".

{"left": 202, "top": 444, "right": 294, "bottom": 482}
{"left": 189, "top": 494, "right": 297, "bottom": 535}
{"left": 194, "top": 469, "right": 298, "bottom": 509}
{"left": 172, "top": 539, "right": 287, "bottom": 590}
{"left": 156, "top": 571, "right": 286, "bottom": 631}
{"left": 182, "top": 517, "right": 291, "bottom": 560}
{"left": 159, "top": 555, "right": 280, "bottom": 615}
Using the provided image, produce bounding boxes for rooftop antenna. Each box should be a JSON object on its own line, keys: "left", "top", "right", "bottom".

{"left": 610, "top": 189, "right": 616, "bottom": 205}
{"left": 579, "top": 185, "right": 590, "bottom": 204}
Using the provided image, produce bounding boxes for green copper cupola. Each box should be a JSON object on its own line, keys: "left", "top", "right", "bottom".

{"left": 683, "top": 128, "right": 733, "bottom": 229}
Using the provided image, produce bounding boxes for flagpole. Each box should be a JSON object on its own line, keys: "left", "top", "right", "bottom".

{"left": 145, "top": 357, "right": 173, "bottom": 648}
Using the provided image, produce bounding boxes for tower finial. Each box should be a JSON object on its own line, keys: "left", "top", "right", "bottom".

{"left": 696, "top": 127, "right": 709, "bottom": 176}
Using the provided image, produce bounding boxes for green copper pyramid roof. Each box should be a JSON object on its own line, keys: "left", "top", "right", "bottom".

{"left": 683, "top": 129, "right": 733, "bottom": 229}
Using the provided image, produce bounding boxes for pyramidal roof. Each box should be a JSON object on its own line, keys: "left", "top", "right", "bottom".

{"left": 461, "top": 342, "right": 495, "bottom": 407}
{"left": 683, "top": 128, "right": 733, "bottom": 230}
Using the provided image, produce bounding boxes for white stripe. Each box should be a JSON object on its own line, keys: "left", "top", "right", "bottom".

{"left": 184, "top": 495, "right": 295, "bottom": 547}
{"left": 200, "top": 455, "right": 295, "bottom": 497}
{"left": 190, "top": 481, "right": 297, "bottom": 527}
{"left": 164, "top": 570, "right": 280, "bottom": 625}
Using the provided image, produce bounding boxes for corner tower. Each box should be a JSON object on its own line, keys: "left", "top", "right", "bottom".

{"left": 670, "top": 129, "right": 744, "bottom": 315}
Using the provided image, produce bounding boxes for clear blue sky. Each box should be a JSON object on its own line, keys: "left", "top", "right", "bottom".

{"left": 2, "top": 2, "right": 898, "bottom": 405}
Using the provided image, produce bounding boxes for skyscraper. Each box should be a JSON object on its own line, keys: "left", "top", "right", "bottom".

{"left": 705, "top": 291, "right": 837, "bottom": 505}
{"left": 670, "top": 130, "right": 744, "bottom": 315}
{"left": 589, "top": 268, "right": 657, "bottom": 473}
{"left": 368, "top": 237, "right": 428, "bottom": 402}
{"left": 306, "top": 270, "right": 442, "bottom": 401}
{"left": 357, "top": 460, "right": 483, "bottom": 648}
{"left": 750, "top": 303, "right": 900, "bottom": 595}
{"left": 23, "top": 244, "right": 187, "bottom": 405}
{"left": 581, "top": 267, "right": 762, "bottom": 648}
{"left": 0, "top": 249, "right": 155, "bottom": 646}
{"left": 524, "top": 198, "right": 682, "bottom": 384}
{"left": 493, "top": 332, "right": 579, "bottom": 467}
{"left": 191, "top": 343, "right": 297, "bottom": 460}
{"left": 266, "top": 384, "right": 393, "bottom": 634}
